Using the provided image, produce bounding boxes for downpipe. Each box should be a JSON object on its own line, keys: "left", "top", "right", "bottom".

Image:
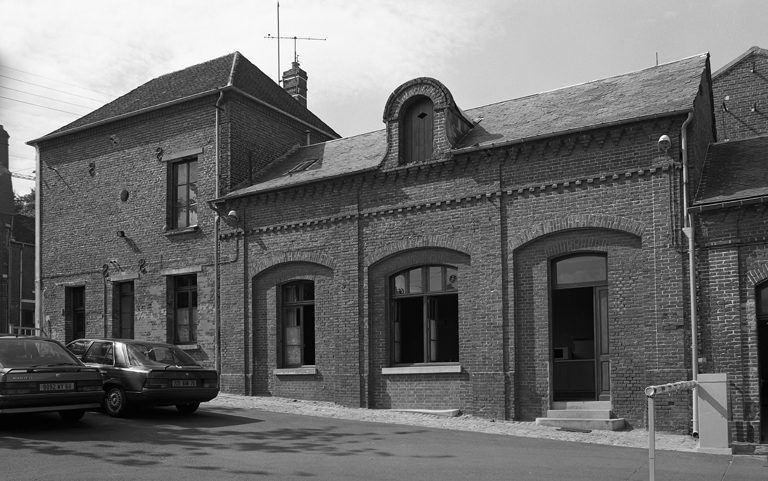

{"left": 214, "top": 91, "right": 224, "bottom": 375}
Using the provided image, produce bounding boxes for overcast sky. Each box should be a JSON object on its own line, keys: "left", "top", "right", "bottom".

{"left": 2, "top": 0, "right": 768, "bottom": 196}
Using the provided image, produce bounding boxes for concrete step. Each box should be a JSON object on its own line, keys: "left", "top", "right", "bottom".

{"left": 545, "top": 409, "right": 613, "bottom": 419}
{"left": 551, "top": 401, "right": 611, "bottom": 410}
{"left": 535, "top": 417, "right": 626, "bottom": 431}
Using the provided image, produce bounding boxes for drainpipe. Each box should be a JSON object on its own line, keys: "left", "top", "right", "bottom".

{"left": 679, "top": 111, "right": 699, "bottom": 437}
{"left": 33, "top": 145, "right": 42, "bottom": 336}
{"left": 214, "top": 91, "right": 224, "bottom": 374}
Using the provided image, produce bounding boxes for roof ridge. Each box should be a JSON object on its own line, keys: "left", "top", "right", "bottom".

{"left": 466, "top": 54, "right": 708, "bottom": 114}
{"left": 713, "top": 46, "right": 768, "bottom": 78}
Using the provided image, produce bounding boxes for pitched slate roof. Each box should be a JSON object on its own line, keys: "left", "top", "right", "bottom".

{"left": 713, "top": 46, "right": 768, "bottom": 79}
{"left": 224, "top": 54, "right": 708, "bottom": 199}
{"left": 692, "top": 135, "right": 768, "bottom": 209}
{"left": 38, "top": 52, "right": 337, "bottom": 141}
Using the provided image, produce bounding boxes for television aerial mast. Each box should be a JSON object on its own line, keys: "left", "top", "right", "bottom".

{"left": 265, "top": 2, "right": 325, "bottom": 84}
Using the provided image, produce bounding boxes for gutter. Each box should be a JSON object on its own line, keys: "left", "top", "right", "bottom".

{"left": 32, "top": 145, "right": 42, "bottom": 336}
{"left": 679, "top": 111, "right": 699, "bottom": 437}
{"left": 688, "top": 195, "right": 768, "bottom": 213}
{"left": 451, "top": 109, "right": 693, "bottom": 156}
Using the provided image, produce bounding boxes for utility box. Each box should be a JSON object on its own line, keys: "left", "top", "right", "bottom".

{"left": 696, "top": 373, "right": 732, "bottom": 455}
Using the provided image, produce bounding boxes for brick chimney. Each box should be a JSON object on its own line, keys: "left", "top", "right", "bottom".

{"left": 282, "top": 60, "right": 308, "bottom": 107}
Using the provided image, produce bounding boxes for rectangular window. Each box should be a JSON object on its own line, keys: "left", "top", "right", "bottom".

{"left": 171, "top": 157, "right": 198, "bottom": 229}
{"left": 281, "top": 281, "right": 315, "bottom": 367}
{"left": 175, "top": 275, "right": 198, "bottom": 344}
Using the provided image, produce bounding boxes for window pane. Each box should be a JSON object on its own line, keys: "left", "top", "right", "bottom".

{"left": 176, "top": 163, "right": 187, "bottom": 185}
{"left": 189, "top": 181, "right": 198, "bottom": 202}
{"left": 285, "top": 345, "right": 301, "bottom": 366}
{"left": 409, "top": 268, "right": 423, "bottom": 294}
{"left": 446, "top": 268, "right": 458, "bottom": 290}
{"left": 176, "top": 208, "right": 188, "bottom": 228}
{"left": 284, "top": 307, "right": 298, "bottom": 327}
{"left": 303, "top": 282, "right": 315, "bottom": 301}
{"left": 429, "top": 267, "right": 443, "bottom": 292}
{"left": 555, "top": 256, "right": 606, "bottom": 285}
{"left": 394, "top": 274, "right": 406, "bottom": 294}
{"left": 176, "top": 276, "right": 189, "bottom": 288}
{"left": 176, "top": 292, "right": 189, "bottom": 309}
{"left": 188, "top": 161, "right": 197, "bottom": 182}
{"left": 188, "top": 204, "right": 197, "bottom": 226}
{"left": 284, "top": 284, "right": 298, "bottom": 303}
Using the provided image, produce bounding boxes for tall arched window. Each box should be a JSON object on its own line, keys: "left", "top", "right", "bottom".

{"left": 281, "top": 280, "right": 315, "bottom": 367}
{"left": 391, "top": 265, "right": 458, "bottom": 364}
{"left": 400, "top": 96, "right": 434, "bottom": 164}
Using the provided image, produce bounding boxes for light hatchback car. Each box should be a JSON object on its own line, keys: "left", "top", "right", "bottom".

{"left": 0, "top": 335, "right": 104, "bottom": 421}
{"left": 66, "top": 339, "right": 219, "bottom": 417}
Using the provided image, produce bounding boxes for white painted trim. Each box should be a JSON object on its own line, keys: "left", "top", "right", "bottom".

{"left": 163, "top": 147, "right": 204, "bottom": 162}
{"left": 160, "top": 265, "right": 203, "bottom": 276}
{"left": 110, "top": 272, "right": 140, "bottom": 282}
{"left": 382, "top": 365, "right": 462, "bottom": 375}
{"left": 274, "top": 367, "right": 317, "bottom": 376}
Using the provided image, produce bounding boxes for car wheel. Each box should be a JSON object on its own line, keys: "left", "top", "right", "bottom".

{"left": 59, "top": 409, "right": 85, "bottom": 422}
{"left": 104, "top": 386, "right": 130, "bottom": 417}
{"left": 175, "top": 402, "right": 200, "bottom": 414}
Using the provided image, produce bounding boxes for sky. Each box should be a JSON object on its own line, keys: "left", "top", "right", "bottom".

{"left": 2, "top": 0, "right": 768, "bottom": 196}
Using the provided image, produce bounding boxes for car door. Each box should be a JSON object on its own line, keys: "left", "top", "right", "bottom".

{"left": 81, "top": 341, "right": 122, "bottom": 386}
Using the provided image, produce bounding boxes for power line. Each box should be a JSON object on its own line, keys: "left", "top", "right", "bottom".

{"left": 0, "top": 64, "right": 117, "bottom": 98}
{"left": 0, "top": 73, "right": 108, "bottom": 103}
{"left": 0, "top": 95, "right": 82, "bottom": 115}
{"left": 0, "top": 85, "right": 96, "bottom": 110}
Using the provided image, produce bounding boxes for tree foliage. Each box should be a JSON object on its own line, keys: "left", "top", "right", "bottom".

{"left": 14, "top": 189, "right": 35, "bottom": 217}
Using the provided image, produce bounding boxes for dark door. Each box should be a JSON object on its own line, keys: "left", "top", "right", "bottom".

{"left": 117, "top": 282, "right": 134, "bottom": 339}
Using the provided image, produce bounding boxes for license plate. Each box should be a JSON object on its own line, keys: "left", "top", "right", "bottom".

{"left": 40, "top": 382, "right": 75, "bottom": 391}
{"left": 172, "top": 380, "right": 196, "bottom": 387}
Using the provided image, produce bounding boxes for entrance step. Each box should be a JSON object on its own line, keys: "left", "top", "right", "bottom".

{"left": 536, "top": 402, "right": 625, "bottom": 431}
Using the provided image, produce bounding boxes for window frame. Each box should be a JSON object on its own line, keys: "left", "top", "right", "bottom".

{"left": 280, "top": 280, "right": 316, "bottom": 368}
{"left": 173, "top": 274, "right": 198, "bottom": 345}
{"left": 389, "top": 265, "right": 459, "bottom": 366}
{"left": 170, "top": 156, "right": 198, "bottom": 230}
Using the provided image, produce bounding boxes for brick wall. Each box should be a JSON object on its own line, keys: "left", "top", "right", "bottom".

{"left": 713, "top": 51, "right": 768, "bottom": 141}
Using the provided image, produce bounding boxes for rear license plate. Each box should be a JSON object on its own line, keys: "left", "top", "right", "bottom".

{"left": 40, "top": 382, "right": 75, "bottom": 391}
{"left": 172, "top": 380, "right": 197, "bottom": 387}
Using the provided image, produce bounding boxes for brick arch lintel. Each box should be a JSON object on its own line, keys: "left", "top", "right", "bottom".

{"left": 509, "top": 215, "right": 646, "bottom": 252}
{"left": 382, "top": 77, "right": 454, "bottom": 123}
{"left": 249, "top": 251, "right": 337, "bottom": 279}
{"left": 365, "top": 235, "right": 473, "bottom": 268}
{"left": 746, "top": 264, "right": 768, "bottom": 287}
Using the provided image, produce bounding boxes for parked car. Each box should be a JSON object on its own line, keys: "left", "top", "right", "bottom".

{"left": 0, "top": 335, "right": 104, "bottom": 421}
{"left": 66, "top": 339, "right": 219, "bottom": 417}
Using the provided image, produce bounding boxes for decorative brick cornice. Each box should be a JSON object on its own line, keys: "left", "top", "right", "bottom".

{"left": 249, "top": 251, "right": 337, "bottom": 279}
{"left": 509, "top": 214, "right": 646, "bottom": 251}
{"left": 365, "top": 235, "right": 474, "bottom": 267}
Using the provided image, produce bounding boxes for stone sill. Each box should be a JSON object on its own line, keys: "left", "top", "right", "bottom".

{"left": 165, "top": 225, "right": 199, "bottom": 237}
{"left": 274, "top": 367, "right": 317, "bottom": 376}
{"left": 382, "top": 365, "right": 462, "bottom": 375}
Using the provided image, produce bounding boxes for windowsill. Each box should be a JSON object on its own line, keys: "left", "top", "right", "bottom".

{"left": 382, "top": 365, "right": 462, "bottom": 375}
{"left": 175, "top": 344, "right": 200, "bottom": 351}
{"left": 274, "top": 367, "right": 318, "bottom": 376}
{"left": 165, "top": 225, "right": 199, "bottom": 237}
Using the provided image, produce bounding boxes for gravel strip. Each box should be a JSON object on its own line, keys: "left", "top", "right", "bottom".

{"left": 207, "top": 393, "right": 699, "bottom": 453}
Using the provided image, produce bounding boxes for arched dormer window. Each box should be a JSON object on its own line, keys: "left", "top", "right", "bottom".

{"left": 400, "top": 96, "right": 434, "bottom": 164}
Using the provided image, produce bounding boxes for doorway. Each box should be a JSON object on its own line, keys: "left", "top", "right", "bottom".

{"left": 757, "top": 282, "right": 768, "bottom": 443}
{"left": 551, "top": 255, "right": 609, "bottom": 402}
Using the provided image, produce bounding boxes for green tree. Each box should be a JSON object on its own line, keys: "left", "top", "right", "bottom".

{"left": 14, "top": 189, "right": 35, "bottom": 218}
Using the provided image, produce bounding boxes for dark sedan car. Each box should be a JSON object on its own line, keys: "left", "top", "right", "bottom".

{"left": 66, "top": 339, "right": 219, "bottom": 417}
{"left": 0, "top": 335, "right": 104, "bottom": 421}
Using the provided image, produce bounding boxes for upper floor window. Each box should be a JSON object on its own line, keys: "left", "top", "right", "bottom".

{"left": 172, "top": 157, "right": 198, "bottom": 229}
{"left": 400, "top": 96, "right": 434, "bottom": 164}
{"left": 391, "top": 266, "right": 459, "bottom": 364}
{"left": 282, "top": 280, "right": 315, "bottom": 367}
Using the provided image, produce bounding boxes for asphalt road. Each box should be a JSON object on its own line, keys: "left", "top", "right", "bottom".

{"left": 0, "top": 406, "right": 765, "bottom": 480}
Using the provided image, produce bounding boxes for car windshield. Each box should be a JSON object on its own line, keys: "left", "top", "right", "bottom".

{"left": 0, "top": 339, "right": 82, "bottom": 368}
{"left": 125, "top": 343, "right": 199, "bottom": 367}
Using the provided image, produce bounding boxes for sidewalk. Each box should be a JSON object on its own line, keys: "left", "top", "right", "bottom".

{"left": 207, "top": 393, "right": 701, "bottom": 453}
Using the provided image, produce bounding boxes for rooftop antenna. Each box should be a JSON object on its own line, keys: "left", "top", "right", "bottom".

{"left": 266, "top": 2, "right": 325, "bottom": 84}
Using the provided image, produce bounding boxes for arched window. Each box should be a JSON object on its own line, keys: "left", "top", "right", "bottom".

{"left": 391, "top": 265, "right": 458, "bottom": 364}
{"left": 400, "top": 96, "right": 434, "bottom": 164}
{"left": 281, "top": 280, "right": 315, "bottom": 367}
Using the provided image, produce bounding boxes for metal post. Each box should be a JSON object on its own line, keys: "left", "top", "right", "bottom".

{"left": 648, "top": 395, "right": 655, "bottom": 481}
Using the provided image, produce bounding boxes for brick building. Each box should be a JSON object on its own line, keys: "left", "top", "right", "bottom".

{"left": 691, "top": 46, "right": 768, "bottom": 443}
{"left": 27, "top": 48, "right": 768, "bottom": 442}
{"left": 0, "top": 125, "right": 35, "bottom": 334}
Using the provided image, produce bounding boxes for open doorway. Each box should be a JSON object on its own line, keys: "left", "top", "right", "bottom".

{"left": 757, "top": 282, "right": 768, "bottom": 443}
{"left": 551, "top": 255, "right": 609, "bottom": 402}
